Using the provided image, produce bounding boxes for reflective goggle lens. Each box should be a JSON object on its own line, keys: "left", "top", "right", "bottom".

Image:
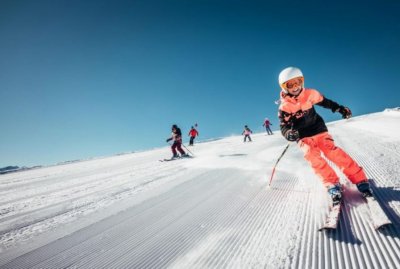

{"left": 284, "top": 78, "right": 303, "bottom": 89}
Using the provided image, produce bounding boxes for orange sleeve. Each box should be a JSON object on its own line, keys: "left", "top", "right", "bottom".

{"left": 307, "top": 89, "right": 324, "bottom": 104}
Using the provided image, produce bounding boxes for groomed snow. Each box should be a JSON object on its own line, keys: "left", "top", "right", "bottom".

{"left": 0, "top": 110, "right": 399, "bottom": 268}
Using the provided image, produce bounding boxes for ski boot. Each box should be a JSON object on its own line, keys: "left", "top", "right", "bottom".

{"left": 356, "top": 181, "right": 373, "bottom": 198}
{"left": 328, "top": 184, "right": 342, "bottom": 206}
{"left": 180, "top": 153, "right": 190, "bottom": 158}
{"left": 171, "top": 154, "right": 179, "bottom": 159}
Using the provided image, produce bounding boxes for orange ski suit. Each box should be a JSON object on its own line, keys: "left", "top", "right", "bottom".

{"left": 278, "top": 88, "right": 366, "bottom": 187}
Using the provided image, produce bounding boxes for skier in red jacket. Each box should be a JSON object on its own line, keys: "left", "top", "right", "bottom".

{"left": 263, "top": 118, "right": 273, "bottom": 135}
{"left": 188, "top": 126, "right": 199, "bottom": 146}
{"left": 277, "top": 67, "right": 373, "bottom": 205}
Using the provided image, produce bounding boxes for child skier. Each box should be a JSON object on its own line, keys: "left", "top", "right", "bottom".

{"left": 188, "top": 126, "right": 199, "bottom": 146}
{"left": 166, "top": 124, "right": 188, "bottom": 159}
{"left": 277, "top": 66, "right": 372, "bottom": 205}
{"left": 242, "top": 125, "right": 253, "bottom": 142}
{"left": 263, "top": 118, "right": 273, "bottom": 135}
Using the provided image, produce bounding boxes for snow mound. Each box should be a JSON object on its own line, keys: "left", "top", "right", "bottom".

{"left": 384, "top": 107, "right": 400, "bottom": 112}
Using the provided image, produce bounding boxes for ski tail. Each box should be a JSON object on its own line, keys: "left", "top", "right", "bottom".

{"left": 365, "top": 196, "right": 392, "bottom": 230}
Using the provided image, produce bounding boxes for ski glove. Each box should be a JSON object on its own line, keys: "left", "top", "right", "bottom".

{"left": 337, "top": 106, "right": 352, "bottom": 119}
{"left": 166, "top": 138, "right": 172, "bottom": 143}
{"left": 284, "top": 129, "right": 300, "bottom": 142}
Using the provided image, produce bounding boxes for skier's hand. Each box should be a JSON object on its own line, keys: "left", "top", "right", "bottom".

{"left": 337, "top": 106, "right": 352, "bottom": 119}
{"left": 285, "top": 129, "right": 299, "bottom": 142}
{"left": 166, "top": 138, "right": 172, "bottom": 143}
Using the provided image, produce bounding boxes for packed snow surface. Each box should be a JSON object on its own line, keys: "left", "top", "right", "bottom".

{"left": 0, "top": 110, "right": 399, "bottom": 268}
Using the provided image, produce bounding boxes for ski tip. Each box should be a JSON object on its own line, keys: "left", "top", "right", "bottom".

{"left": 159, "top": 158, "right": 172, "bottom": 162}
{"left": 374, "top": 222, "right": 392, "bottom": 231}
{"left": 318, "top": 226, "right": 337, "bottom": 232}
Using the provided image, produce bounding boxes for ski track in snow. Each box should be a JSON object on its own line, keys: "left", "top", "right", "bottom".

{"left": 0, "top": 110, "right": 400, "bottom": 268}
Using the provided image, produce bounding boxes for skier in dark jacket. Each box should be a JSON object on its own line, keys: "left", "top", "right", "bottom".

{"left": 277, "top": 66, "right": 373, "bottom": 205}
{"left": 166, "top": 124, "right": 188, "bottom": 159}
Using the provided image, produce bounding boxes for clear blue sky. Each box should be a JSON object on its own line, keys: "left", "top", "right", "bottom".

{"left": 1, "top": 0, "right": 399, "bottom": 167}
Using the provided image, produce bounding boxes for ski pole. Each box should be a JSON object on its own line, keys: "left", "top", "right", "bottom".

{"left": 182, "top": 144, "right": 194, "bottom": 156}
{"left": 268, "top": 143, "right": 290, "bottom": 187}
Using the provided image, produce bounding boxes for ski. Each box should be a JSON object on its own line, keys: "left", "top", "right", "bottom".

{"left": 159, "top": 158, "right": 179, "bottom": 162}
{"left": 159, "top": 155, "right": 193, "bottom": 162}
{"left": 365, "top": 196, "right": 391, "bottom": 230}
{"left": 319, "top": 203, "right": 341, "bottom": 231}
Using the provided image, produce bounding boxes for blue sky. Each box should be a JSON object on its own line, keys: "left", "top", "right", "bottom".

{"left": 1, "top": 0, "right": 399, "bottom": 167}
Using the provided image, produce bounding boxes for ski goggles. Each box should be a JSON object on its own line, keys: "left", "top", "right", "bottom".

{"left": 283, "top": 77, "right": 303, "bottom": 90}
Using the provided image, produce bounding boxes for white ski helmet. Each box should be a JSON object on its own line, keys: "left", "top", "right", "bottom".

{"left": 278, "top": 67, "right": 304, "bottom": 90}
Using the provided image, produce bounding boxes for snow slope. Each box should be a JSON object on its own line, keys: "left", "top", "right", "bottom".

{"left": 0, "top": 109, "right": 399, "bottom": 268}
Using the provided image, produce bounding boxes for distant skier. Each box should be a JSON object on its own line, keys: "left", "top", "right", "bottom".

{"left": 242, "top": 125, "right": 253, "bottom": 142}
{"left": 277, "top": 67, "right": 373, "bottom": 205}
{"left": 188, "top": 126, "right": 199, "bottom": 146}
{"left": 263, "top": 118, "right": 273, "bottom": 135}
{"left": 166, "top": 124, "right": 188, "bottom": 159}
